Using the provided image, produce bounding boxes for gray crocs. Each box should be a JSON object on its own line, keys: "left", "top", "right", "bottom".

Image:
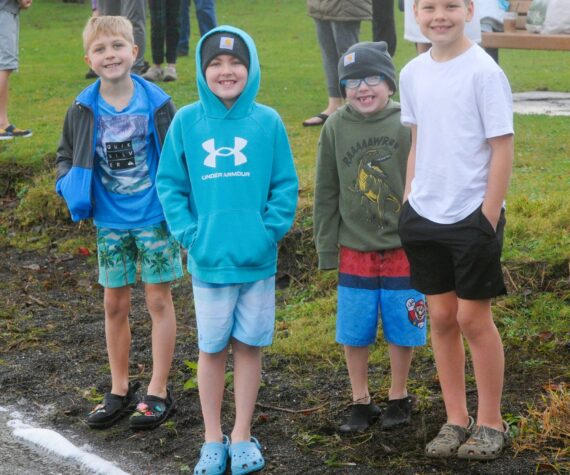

{"left": 425, "top": 416, "right": 475, "bottom": 458}
{"left": 457, "top": 421, "right": 509, "bottom": 460}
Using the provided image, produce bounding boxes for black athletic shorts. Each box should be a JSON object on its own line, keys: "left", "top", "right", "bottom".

{"left": 398, "top": 201, "right": 507, "bottom": 300}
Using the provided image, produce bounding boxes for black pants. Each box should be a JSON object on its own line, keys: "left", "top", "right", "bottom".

{"left": 372, "top": 0, "right": 396, "bottom": 57}
{"left": 148, "top": 0, "right": 181, "bottom": 65}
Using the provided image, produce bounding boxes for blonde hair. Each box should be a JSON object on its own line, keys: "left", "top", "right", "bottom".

{"left": 83, "top": 16, "right": 135, "bottom": 52}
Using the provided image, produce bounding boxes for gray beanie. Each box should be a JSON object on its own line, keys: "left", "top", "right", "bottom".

{"left": 338, "top": 41, "right": 396, "bottom": 97}
{"left": 201, "top": 32, "right": 250, "bottom": 72}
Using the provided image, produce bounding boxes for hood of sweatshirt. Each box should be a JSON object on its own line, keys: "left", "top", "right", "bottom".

{"left": 195, "top": 25, "right": 261, "bottom": 120}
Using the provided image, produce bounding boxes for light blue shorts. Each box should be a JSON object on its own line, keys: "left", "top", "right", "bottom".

{"left": 336, "top": 247, "right": 427, "bottom": 347}
{"left": 192, "top": 276, "right": 276, "bottom": 354}
{"left": 96, "top": 222, "right": 184, "bottom": 288}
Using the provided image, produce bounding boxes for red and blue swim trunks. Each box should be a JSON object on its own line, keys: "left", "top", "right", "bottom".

{"left": 336, "top": 246, "right": 427, "bottom": 347}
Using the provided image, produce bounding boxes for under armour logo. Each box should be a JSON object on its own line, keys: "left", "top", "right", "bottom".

{"left": 202, "top": 137, "right": 248, "bottom": 168}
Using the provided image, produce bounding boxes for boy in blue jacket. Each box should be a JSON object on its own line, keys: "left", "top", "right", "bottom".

{"left": 55, "top": 16, "right": 183, "bottom": 431}
{"left": 157, "top": 26, "right": 298, "bottom": 475}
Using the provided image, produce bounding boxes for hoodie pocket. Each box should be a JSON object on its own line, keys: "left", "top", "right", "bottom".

{"left": 190, "top": 210, "right": 276, "bottom": 270}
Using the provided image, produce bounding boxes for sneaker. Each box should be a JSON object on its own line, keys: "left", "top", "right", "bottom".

{"left": 86, "top": 381, "right": 140, "bottom": 429}
{"left": 425, "top": 416, "right": 475, "bottom": 458}
{"left": 163, "top": 65, "right": 178, "bottom": 82}
{"left": 381, "top": 396, "right": 412, "bottom": 429}
{"left": 142, "top": 65, "right": 163, "bottom": 82}
{"left": 339, "top": 401, "right": 381, "bottom": 433}
{"left": 0, "top": 124, "right": 33, "bottom": 140}
{"left": 177, "top": 48, "right": 189, "bottom": 57}
{"left": 457, "top": 421, "right": 509, "bottom": 460}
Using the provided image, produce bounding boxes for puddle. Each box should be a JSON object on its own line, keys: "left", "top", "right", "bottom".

{"left": 513, "top": 91, "right": 570, "bottom": 116}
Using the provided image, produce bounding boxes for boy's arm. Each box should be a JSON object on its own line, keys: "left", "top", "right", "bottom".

{"left": 156, "top": 116, "right": 197, "bottom": 249}
{"left": 403, "top": 124, "right": 417, "bottom": 202}
{"left": 483, "top": 133, "right": 514, "bottom": 229}
{"left": 262, "top": 119, "right": 299, "bottom": 243}
{"left": 313, "top": 125, "right": 340, "bottom": 270}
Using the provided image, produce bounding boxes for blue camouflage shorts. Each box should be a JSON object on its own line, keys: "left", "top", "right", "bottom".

{"left": 96, "top": 221, "right": 183, "bottom": 288}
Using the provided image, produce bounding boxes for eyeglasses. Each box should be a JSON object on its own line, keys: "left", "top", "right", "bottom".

{"left": 341, "top": 75, "right": 386, "bottom": 89}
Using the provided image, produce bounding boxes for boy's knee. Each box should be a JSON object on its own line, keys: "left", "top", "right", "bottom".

{"left": 145, "top": 284, "right": 173, "bottom": 315}
{"left": 104, "top": 298, "right": 130, "bottom": 320}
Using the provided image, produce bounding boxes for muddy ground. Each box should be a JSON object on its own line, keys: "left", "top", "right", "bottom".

{"left": 0, "top": 197, "right": 568, "bottom": 474}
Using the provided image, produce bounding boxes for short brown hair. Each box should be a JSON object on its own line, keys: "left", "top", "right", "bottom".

{"left": 83, "top": 16, "right": 134, "bottom": 53}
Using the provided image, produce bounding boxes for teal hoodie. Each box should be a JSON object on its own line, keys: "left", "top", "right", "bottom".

{"left": 157, "top": 26, "right": 298, "bottom": 284}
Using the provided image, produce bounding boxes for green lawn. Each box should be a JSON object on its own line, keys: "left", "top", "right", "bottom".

{"left": 3, "top": 0, "right": 569, "bottom": 314}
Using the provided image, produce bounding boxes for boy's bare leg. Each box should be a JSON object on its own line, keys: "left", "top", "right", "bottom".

{"left": 0, "top": 70, "right": 12, "bottom": 129}
{"left": 198, "top": 348, "right": 228, "bottom": 443}
{"left": 457, "top": 298, "right": 504, "bottom": 431}
{"left": 104, "top": 286, "right": 132, "bottom": 396}
{"left": 145, "top": 282, "right": 176, "bottom": 398}
{"left": 388, "top": 344, "right": 413, "bottom": 400}
{"left": 231, "top": 339, "right": 261, "bottom": 443}
{"left": 344, "top": 345, "right": 370, "bottom": 402}
{"left": 428, "top": 291, "right": 470, "bottom": 427}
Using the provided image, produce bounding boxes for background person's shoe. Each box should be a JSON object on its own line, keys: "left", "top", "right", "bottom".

{"left": 0, "top": 124, "right": 33, "bottom": 140}
{"left": 85, "top": 68, "right": 98, "bottom": 79}
{"left": 142, "top": 65, "right": 163, "bottom": 82}
{"left": 339, "top": 401, "right": 381, "bottom": 433}
{"left": 163, "top": 65, "right": 178, "bottom": 82}
{"left": 381, "top": 396, "right": 412, "bottom": 429}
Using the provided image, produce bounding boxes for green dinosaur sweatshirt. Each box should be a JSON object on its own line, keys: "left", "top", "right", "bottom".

{"left": 313, "top": 100, "right": 411, "bottom": 270}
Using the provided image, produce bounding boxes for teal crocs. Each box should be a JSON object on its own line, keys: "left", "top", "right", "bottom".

{"left": 229, "top": 436, "right": 265, "bottom": 475}
{"left": 194, "top": 435, "right": 230, "bottom": 475}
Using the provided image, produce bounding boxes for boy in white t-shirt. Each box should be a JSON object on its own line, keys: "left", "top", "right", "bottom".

{"left": 398, "top": 0, "right": 514, "bottom": 461}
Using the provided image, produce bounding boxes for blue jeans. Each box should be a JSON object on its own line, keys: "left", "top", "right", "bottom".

{"left": 178, "top": 0, "right": 217, "bottom": 53}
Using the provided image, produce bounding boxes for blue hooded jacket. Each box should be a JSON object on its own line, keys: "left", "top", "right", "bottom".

{"left": 157, "top": 26, "right": 298, "bottom": 284}
{"left": 55, "top": 75, "right": 175, "bottom": 223}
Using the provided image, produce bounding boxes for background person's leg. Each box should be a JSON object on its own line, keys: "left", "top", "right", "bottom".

{"left": 372, "top": 0, "right": 397, "bottom": 56}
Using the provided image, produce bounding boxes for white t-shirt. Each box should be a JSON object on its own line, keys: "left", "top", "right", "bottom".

{"left": 404, "top": 0, "right": 482, "bottom": 43}
{"left": 399, "top": 44, "right": 513, "bottom": 224}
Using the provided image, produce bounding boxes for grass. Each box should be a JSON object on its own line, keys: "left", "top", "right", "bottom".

{"left": 1, "top": 1, "right": 569, "bottom": 470}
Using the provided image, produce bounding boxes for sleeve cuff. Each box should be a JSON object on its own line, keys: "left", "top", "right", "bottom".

{"left": 318, "top": 251, "right": 338, "bottom": 270}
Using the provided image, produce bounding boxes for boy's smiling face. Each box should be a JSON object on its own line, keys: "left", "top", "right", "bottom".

{"left": 85, "top": 33, "right": 138, "bottom": 84}
{"left": 345, "top": 78, "right": 393, "bottom": 117}
{"left": 414, "top": 0, "right": 473, "bottom": 49}
{"left": 205, "top": 54, "right": 248, "bottom": 109}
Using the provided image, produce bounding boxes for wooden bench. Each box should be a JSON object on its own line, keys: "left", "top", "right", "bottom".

{"left": 481, "top": 31, "right": 570, "bottom": 51}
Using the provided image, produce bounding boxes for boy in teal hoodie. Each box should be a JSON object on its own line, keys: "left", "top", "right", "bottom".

{"left": 157, "top": 26, "right": 298, "bottom": 475}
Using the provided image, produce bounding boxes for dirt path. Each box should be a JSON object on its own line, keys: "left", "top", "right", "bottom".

{"left": 0, "top": 236, "right": 563, "bottom": 474}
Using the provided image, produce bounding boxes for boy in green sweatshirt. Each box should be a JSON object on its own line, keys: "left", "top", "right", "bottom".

{"left": 313, "top": 41, "right": 426, "bottom": 432}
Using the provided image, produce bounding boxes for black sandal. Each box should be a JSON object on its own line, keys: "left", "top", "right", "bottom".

{"left": 86, "top": 381, "right": 140, "bottom": 429}
{"left": 302, "top": 113, "right": 329, "bottom": 127}
{"left": 129, "top": 387, "right": 176, "bottom": 430}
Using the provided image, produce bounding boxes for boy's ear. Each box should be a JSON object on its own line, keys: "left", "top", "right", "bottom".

{"left": 132, "top": 44, "right": 139, "bottom": 60}
{"left": 84, "top": 54, "right": 92, "bottom": 68}
{"left": 465, "top": 0, "right": 475, "bottom": 22}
